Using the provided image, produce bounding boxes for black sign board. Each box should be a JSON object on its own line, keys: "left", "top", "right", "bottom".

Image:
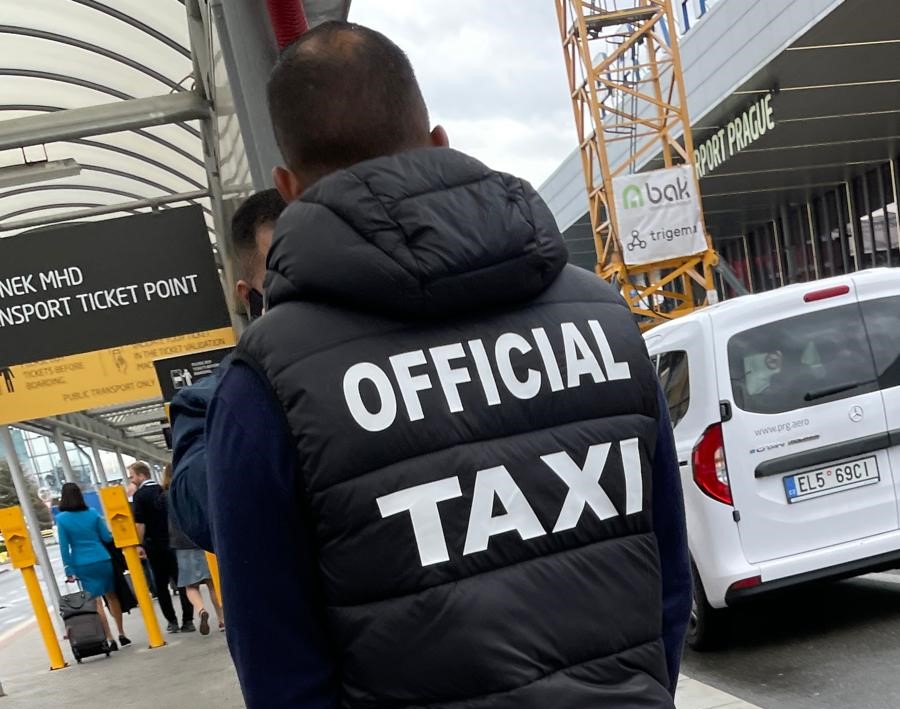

{"left": 153, "top": 347, "right": 233, "bottom": 403}
{"left": 0, "top": 206, "right": 230, "bottom": 367}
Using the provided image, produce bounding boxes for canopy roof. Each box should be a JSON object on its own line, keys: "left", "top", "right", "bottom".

{"left": 0, "top": 0, "right": 222, "bottom": 240}
{"left": 0, "top": 0, "right": 350, "bottom": 454}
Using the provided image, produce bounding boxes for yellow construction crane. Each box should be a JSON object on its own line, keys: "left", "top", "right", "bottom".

{"left": 555, "top": 0, "right": 719, "bottom": 330}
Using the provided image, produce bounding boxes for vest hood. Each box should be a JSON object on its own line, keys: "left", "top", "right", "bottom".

{"left": 265, "top": 147, "right": 568, "bottom": 318}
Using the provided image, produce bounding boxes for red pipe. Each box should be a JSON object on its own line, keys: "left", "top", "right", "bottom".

{"left": 267, "top": 0, "right": 309, "bottom": 50}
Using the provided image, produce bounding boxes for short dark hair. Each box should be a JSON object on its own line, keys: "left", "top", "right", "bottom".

{"left": 229, "top": 189, "right": 286, "bottom": 279}
{"left": 58, "top": 482, "right": 88, "bottom": 512}
{"left": 267, "top": 21, "right": 430, "bottom": 179}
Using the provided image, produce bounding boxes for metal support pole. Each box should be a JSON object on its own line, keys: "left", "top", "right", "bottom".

{"left": 116, "top": 448, "right": 128, "bottom": 482}
{"left": 0, "top": 426, "right": 63, "bottom": 612}
{"left": 0, "top": 92, "right": 210, "bottom": 152}
{"left": 0, "top": 190, "right": 211, "bottom": 233}
{"left": 90, "top": 441, "right": 109, "bottom": 487}
{"left": 52, "top": 428, "right": 77, "bottom": 484}
{"left": 806, "top": 203, "right": 820, "bottom": 281}
{"left": 185, "top": 0, "right": 244, "bottom": 335}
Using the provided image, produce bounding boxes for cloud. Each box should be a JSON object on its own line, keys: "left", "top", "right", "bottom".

{"left": 349, "top": 0, "right": 577, "bottom": 186}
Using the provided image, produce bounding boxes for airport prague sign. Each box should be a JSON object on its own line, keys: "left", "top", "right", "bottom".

{"left": 612, "top": 164, "right": 708, "bottom": 266}
{"left": 695, "top": 91, "right": 776, "bottom": 178}
{"left": 0, "top": 206, "right": 235, "bottom": 425}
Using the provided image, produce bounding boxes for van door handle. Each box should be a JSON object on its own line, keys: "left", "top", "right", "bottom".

{"left": 679, "top": 460, "right": 689, "bottom": 467}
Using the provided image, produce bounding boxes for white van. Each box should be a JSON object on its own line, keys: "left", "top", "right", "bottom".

{"left": 645, "top": 268, "right": 900, "bottom": 649}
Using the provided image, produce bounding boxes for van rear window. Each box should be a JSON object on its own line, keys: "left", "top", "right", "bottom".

{"left": 728, "top": 303, "right": 878, "bottom": 415}
{"left": 657, "top": 350, "right": 690, "bottom": 428}
{"left": 860, "top": 296, "right": 900, "bottom": 391}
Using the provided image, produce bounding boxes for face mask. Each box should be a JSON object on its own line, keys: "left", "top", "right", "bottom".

{"left": 248, "top": 288, "right": 264, "bottom": 321}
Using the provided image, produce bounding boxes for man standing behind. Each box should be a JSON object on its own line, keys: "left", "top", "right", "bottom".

{"left": 208, "top": 21, "right": 691, "bottom": 709}
{"left": 128, "top": 462, "right": 194, "bottom": 634}
{"left": 168, "top": 190, "right": 286, "bottom": 552}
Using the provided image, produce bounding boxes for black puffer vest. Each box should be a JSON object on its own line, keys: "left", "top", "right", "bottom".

{"left": 239, "top": 148, "right": 673, "bottom": 708}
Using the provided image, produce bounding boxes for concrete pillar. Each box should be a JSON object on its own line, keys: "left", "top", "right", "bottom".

{"left": 0, "top": 425, "right": 63, "bottom": 613}
{"left": 52, "top": 427, "right": 77, "bottom": 484}
{"left": 90, "top": 441, "right": 109, "bottom": 487}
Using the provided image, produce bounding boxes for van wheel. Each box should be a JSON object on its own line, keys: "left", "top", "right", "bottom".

{"left": 688, "top": 570, "right": 729, "bottom": 651}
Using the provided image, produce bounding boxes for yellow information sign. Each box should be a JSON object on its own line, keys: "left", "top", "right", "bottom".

{"left": 98, "top": 486, "right": 141, "bottom": 547}
{"left": 0, "top": 326, "right": 235, "bottom": 425}
{"left": 0, "top": 506, "right": 37, "bottom": 568}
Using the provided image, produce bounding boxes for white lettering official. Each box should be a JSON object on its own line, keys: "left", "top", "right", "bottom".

{"left": 341, "top": 320, "right": 631, "bottom": 431}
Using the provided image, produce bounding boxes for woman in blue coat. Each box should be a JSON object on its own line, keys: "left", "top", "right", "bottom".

{"left": 57, "top": 483, "right": 131, "bottom": 650}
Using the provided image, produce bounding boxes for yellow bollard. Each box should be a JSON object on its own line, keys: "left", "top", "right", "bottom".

{"left": 204, "top": 551, "right": 222, "bottom": 607}
{"left": 0, "top": 506, "right": 66, "bottom": 670}
{"left": 21, "top": 566, "right": 67, "bottom": 670}
{"left": 121, "top": 546, "right": 165, "bottom": 648}
{"left": 98, "top": 487, "right": 165, "bottom": 649}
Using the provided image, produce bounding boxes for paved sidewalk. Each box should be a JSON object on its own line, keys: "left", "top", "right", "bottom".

{"left": 0, "top": 605, "right": 762, "bottom": 708}
{"left": 0, "top": 599, "right": 242, "bottom": 708}
{"left": 676, "top": 675, "right": 765, "bottom": 708}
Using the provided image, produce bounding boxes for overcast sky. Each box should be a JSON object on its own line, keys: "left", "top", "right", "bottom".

{"left": 349, "top": 1, "right": 576, "bottom": 189}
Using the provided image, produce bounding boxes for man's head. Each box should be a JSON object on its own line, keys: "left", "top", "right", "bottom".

{"left": 127, "top": 461, "right": 151, "bottom": 487}
{"left": 230, "top": 189, "right": 286, "bottom": 317}
{"left": 267, "top": 21, "right": 449, "bottom": 201}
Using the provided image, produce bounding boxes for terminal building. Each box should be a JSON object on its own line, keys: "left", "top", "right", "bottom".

{"left": 540, "top": 0, "right": 900, "bottom": 297}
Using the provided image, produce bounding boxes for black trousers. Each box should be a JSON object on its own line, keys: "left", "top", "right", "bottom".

{"left": 146, "top": 546, "right": 193, "bottom": 625}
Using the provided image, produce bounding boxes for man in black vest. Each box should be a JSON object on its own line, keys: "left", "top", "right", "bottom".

{"left": 207, "top": 21, "right": 691, "bottom": 709}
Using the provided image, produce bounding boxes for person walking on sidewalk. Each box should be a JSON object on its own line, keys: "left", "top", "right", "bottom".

{"left": 57, "top": 483, "right": 131, "bottom": 650}
{"left": 208, "top": 21, "right": 691, "bottom": 709}
{"left": 161, "top": 464, "right": 223, "bottom": 635}
{"left": 128, "top": 462, "right": 194, "bottom": 634}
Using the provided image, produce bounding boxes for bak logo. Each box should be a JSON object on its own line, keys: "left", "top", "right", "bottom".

{"left": 376, "top": 439, "right": 644, "bottom": 567}
{"left": 622, "top": 185, "right": 644, "bottom": 209}
{"left": 623, "top": 176, "right": 692, "bottom": 209}
{"left": 645, "top": 176, "right": 691, "bottom": 205}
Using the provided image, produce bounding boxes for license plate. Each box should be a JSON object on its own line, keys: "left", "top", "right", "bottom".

{"left": 784, "top": 456, "right": 879, "bottom": 503}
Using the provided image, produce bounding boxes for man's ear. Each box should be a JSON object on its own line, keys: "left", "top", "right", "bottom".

{"left": 235, "top": 280, "right": 251, "bottom": 312}
{"left": 273, "top": 165, "right": 305, "bottom": 202}
{"left": 430, "top": 124, "right": 450, "bottom": 148}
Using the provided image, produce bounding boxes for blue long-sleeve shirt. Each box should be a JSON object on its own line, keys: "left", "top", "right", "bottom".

{"left": 207, "top": 361, "right": 692, "bottom": 708}
{"left": 169, "top": 356, "right": 232, "bottom": 552}
{"left": 207, "top": 361, "right": 338, "bottom": 709}
{"left": 652, "top": 384, "right": 693, "bottom": 689}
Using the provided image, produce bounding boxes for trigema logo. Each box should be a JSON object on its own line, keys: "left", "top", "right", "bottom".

{"left": 622, "top": 174, "right": 691, "bottom": 209}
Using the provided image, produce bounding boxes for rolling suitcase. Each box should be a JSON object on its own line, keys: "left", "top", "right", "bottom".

{"left": 60, "top": 584, "right": 111, "bottom": 663}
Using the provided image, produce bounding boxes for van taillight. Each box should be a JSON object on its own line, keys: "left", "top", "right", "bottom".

{"left": 728, "top": 576, "right": 762, "bottom": 593}
{"left": 803, "top": 284, "right": 849, "bottom": 302}
{"left": 692, "top": 423, "right": 733, "bottom": 505}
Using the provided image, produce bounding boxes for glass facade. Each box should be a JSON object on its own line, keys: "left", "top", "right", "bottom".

{"left": 714, "top": 155, "right": 900, "bottom": 299}
{"left": 10, "top": 428, "right": 96, "bottom": 496}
